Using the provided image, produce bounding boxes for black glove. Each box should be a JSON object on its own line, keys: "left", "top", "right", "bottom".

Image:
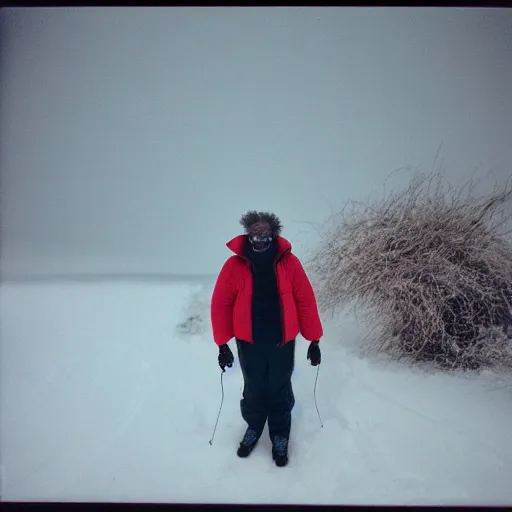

{"left": 307, "top": 341, "right": 321, "bottom": 366}
{"left": 218, "top": 343, "right": 234, "bottom": 371}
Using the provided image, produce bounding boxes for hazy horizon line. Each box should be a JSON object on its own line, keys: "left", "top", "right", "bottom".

{"left": 0, "top": 272, "right": 217, "bottom": 284}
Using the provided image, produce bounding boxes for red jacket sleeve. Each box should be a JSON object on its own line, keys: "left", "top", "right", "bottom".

{"left": 290, "top": 255, "right": 323, "bottom": 342}
{"left": 211, "top": 257, "right": 238, "bottom": 346}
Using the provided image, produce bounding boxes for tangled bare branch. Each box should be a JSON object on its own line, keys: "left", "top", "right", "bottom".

{"left": 308, "top": 170, "right": 512, "bottom": 372}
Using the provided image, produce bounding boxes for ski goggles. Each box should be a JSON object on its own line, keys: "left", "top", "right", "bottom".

{"left": 249, "top": 234, "right": 273, "bottom": 252}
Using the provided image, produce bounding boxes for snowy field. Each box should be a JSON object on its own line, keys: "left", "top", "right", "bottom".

{"left": 2, "top": 278, "right": 512, "bottom": 505}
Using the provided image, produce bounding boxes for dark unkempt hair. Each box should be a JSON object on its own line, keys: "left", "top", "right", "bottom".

{"left": 240, "top": 210, "right": 283, "bottom": 237}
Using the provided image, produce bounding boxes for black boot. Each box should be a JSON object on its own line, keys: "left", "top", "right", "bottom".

{"left": 237, "top": 427, "right": 260, "bottom": 458}
{"left": 271, "top": 436, "right": 289, "bottom": 467}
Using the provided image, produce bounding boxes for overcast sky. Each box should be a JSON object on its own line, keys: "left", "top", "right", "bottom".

{"left": 1, "top": 7, "right": 511, "bottom": 278}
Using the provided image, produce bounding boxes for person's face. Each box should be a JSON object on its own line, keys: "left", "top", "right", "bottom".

{"left": 248, "top": 221, "right": 273, "bottom": 252}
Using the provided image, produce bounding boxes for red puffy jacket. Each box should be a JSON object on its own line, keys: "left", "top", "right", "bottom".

{"left": 211, "top": 234, "right": 323, "bottom": 346}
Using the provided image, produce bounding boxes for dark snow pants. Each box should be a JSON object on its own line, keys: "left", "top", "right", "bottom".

{"left": 236, "top": 338, "right": 296, "bottom": 441}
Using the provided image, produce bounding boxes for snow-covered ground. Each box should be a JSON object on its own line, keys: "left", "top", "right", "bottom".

{"left": 2, "top": 278, "right": 512, "bottom": 505}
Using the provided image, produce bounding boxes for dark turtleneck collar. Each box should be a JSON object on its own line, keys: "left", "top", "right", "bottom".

{"left": 245, "top": 239, "right": 279, "bottom": 266}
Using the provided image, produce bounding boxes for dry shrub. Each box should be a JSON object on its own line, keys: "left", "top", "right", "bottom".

{"left": 308, "top": 170, "right": 512, "bottom": 372}
{"left": 176, "top": 287, "right": 210, "bottom": 336}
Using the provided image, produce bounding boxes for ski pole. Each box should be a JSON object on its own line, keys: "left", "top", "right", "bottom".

{"left": 209, "top": 368, "right": 225, "bottom": 445}
{"left": 313, "top": 364, "right": 324, "bottom": 428}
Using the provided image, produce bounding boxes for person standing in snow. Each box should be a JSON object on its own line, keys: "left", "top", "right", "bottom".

{"left": 210, "top": 211, "right": 323, "bottom": 467}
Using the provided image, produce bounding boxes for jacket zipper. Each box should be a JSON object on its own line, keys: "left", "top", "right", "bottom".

{"left": 274, "top": 254, "right": 287, "bottom": 348}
